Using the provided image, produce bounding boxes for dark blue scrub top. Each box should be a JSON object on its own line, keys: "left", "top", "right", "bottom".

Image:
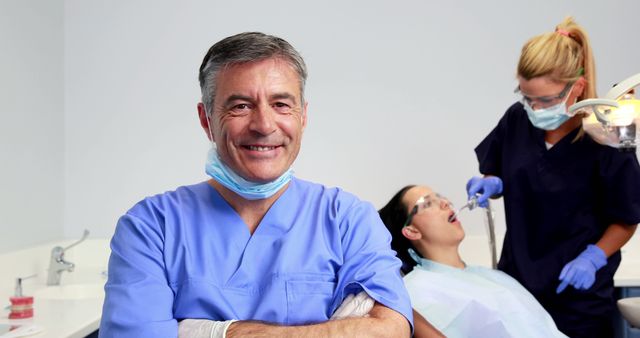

{"left": 475, "top": 103, "right": 640, "bottom": 300}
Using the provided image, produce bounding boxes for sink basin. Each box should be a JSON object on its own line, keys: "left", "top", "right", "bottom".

{"left": 35, "top": 283, "right": 104, "bottom": 300}
{"left": 618, "top": 297, "right": 640, "bottom": 328}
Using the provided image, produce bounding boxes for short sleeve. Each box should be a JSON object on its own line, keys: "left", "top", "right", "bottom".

{"left": 99, "top": 202, "right": 177, "bottom": 337}
{"left": 599, "top": 149, "right": 640, "bottom": 225}
{"left": 334, "top": 200, "right": 414, "bottom": 329}
{"left": 475, "top": 106, "right": 515, "bottom": 177}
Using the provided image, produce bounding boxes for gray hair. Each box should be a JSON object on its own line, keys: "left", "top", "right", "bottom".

{"left": 198, "top": 32, "right": 308, "bottom": 116}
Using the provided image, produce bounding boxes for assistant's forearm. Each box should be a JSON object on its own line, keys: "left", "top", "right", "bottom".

{"left": 225, "top": 304, "right": 410, "bottom": 338}
{"left": 596, "top": 223, "right": 638, "bottom": 257}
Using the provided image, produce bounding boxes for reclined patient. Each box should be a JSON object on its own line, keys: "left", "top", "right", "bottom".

{"left": 378, "top": 185, "right": 567, "bottom": 338}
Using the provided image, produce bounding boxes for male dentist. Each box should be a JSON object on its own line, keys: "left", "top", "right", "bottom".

{"left": 99, "top": 32, "right": 413, "bottom": 338}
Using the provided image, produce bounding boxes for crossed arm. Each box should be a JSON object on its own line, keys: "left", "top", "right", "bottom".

{"left": 412, "top": 310, "right": 445, "bottom": 338}
{"left": 224, "top": 303, "right": 410, "bottom": 338}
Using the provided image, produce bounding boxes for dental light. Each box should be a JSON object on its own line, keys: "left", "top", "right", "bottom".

{"left": 568, "top": 73, "right": 640, "bottom": 151}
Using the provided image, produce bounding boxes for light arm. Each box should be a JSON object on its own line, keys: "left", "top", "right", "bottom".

{"left": 412, "top": 309, "right": 445, "bottom": 338}
{"left": 225, "top": 303, "right": 410, "bottom": 338}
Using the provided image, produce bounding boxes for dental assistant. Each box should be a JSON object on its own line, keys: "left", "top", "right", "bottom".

{"left": 99, "top": 32, "right": 412, "bottom": 338}
{"left": 467, "top": 17, "right": 640, "bottom": 337}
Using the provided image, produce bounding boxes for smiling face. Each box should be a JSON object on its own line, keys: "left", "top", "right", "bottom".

{"left": 198, "top": 57, "right": 307, "bottom": 183}
{"left": 401, "top": 186, "right": 465, "bottom": 246}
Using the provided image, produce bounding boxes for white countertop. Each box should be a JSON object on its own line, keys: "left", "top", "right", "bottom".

{"left": 0, "top": 239, "right": 109, "bottom": 338}
{"left": 615, "top": 241, "right": 640, "bottom": 287}
{"left": 1, "top": 291, "right": 104, "bottom": 338}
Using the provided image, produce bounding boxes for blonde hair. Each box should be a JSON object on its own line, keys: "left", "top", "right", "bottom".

{"left": 517, "top": 17, "right": 597, "bottom": 101}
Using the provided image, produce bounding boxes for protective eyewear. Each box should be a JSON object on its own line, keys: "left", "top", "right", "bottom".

{"left": 515, "top": 82, "right": 574, "bottom": 108}
{"left": 403, "top": 193, "right": 453, "bottom": 227}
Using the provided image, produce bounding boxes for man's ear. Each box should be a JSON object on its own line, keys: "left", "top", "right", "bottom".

{"left": 197, "top": 103, "right": 214, "bottom": 141}
{"left": 402, "top": 225, "right": 422, "bottom": 241}
{"left": 301, "top": 101, "right": 308, "bottom": 131}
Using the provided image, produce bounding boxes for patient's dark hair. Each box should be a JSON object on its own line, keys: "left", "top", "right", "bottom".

{"left": 379, "top": 185, "right": 419, "bottom": 274}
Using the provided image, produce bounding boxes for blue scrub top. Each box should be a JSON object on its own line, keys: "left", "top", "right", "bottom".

{"left": 475, "top": 102, "right": 640, "bottom": 332}
{"left": 99, "top": 178, "right": 413, "bottom": 337}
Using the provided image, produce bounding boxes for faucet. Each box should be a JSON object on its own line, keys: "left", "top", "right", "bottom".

{"left": 47, "top": 230, "right": 89, "bottom": 286}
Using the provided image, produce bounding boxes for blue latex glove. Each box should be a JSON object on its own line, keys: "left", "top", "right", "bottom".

{"left": 466, "top": 176, "right": 503, "bottom": 208}
{"left": 556, "top": 244, "right": 607, "bottom": 294}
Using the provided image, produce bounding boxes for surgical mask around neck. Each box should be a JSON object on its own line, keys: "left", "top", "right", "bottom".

{"left": 408, "top": 248, "right": 426, "bottom": 266}
{"left": 203, "top": 116, "right": 292, "bottom": 200}
{"left": 205, "top": 147, "right": 293, "bottom": 200}
{"left": 523, "top": 97, "right": 571, "bottom": 131}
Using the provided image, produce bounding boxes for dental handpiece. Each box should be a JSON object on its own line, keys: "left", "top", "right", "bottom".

{"left": 448, "top": 196, "right": 479, "bottom": 222}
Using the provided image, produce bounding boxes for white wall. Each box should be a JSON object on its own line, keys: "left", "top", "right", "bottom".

{"left": 0, "top": 0, "right": 64, "bottom": 253}
{"left": 63, "top": 0, "right": 640, "bottom": 239}
{"left": 3, "top": 1, "right": 640, "bottom": 252}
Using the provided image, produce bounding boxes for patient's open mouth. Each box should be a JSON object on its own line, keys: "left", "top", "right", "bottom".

{"left": 448, "top": 211, "right": 457, "bottom": 223}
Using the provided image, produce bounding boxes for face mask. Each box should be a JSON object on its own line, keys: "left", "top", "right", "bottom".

{"left": 205, "top": 147, "right": 293, "bottom": 200}
{"left": 523, "top": 98, "right": 571, "bottom": 131}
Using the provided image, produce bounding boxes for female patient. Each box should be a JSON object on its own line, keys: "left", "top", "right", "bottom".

{"left": 379, "top": 185, "right": 567, "bottom": 338}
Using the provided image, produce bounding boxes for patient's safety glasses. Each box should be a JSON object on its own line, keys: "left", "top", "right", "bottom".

{"left": 403, "top": 193, "right": 453, "bottom": 227}
{"left": 514, "top": 82, "right": 574, "bottom": 109}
